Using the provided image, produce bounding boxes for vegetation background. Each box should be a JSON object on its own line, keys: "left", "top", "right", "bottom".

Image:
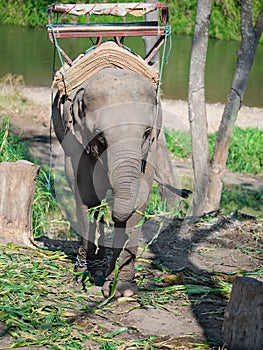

{"left": 0, "top": 0, "right": 262, "bottom": 43}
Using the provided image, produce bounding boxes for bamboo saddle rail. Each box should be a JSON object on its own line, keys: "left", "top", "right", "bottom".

{"left": 47, "top": 2, "right": 169, "bottom": 64}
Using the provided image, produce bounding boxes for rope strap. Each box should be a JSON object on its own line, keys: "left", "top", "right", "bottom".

{"left": 47, "top": 24, "right": 75, "bottom": 98}
{"left": 156, "top": 24, "right": 172, "bottom": 102}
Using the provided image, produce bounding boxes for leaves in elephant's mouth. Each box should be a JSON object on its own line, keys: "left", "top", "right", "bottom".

{"left": 86, "top": 198, "right": 113, "bottom": 228}
{"left": 85, "top": 187, "right": 189, "bottom": 233}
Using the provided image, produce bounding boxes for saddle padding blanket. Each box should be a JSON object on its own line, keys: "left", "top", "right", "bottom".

{"left": 53, "top": 41, "right": 159, "bottom": 97}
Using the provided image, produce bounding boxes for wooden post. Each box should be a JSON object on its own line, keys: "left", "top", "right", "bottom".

{"left": 0, "top": 160, "right": 40, "bottom": 247}
{"left": 223, "top": 276, "right": 263, "bottom": 350}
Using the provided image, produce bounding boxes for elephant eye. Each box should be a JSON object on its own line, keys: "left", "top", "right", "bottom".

{"left": 97, "top": 132, "right": 106, "bottom": 146}
{"left": 142, "top": 127, "right": 152, "bottom": 144}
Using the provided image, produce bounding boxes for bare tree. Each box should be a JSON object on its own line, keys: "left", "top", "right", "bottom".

{"left": 188, "top": 0, "right": 212, "bottom": 217}
{"left": 206, "top": 0, "right": 263, "bottom": 212}
{"left": 188, "top": 0, "right": 263, "bottom": 216}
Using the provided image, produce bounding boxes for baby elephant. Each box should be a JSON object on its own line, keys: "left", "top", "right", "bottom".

{"left": 52, "top": 67, "right": 185, "bottom": 297}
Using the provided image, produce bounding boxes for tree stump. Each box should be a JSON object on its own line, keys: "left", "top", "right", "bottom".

{"left": 223, "top": 276, "right": 263, "bottom": 350}
{"left": 0, "top": 160, "right": 40, "bottom": 247}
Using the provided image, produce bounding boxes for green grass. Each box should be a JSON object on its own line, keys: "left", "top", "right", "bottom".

{"left": 0, "top": 74, "right": 29, "bottom": 112}
{"left": 165, "top": 129, "right": 192, "bottom": 158}
{"left": 221, "top": 185, "right": 263, "bottom": 218}
{"left": 165, "top": 126, "right": 263, "bottom": 216}
{"left": 145, "top": 184, "right": 190, "bottom": 220}
{"left": 209, "top": 126, "right": 263, "bottom": 177}
{"left": 0, "top": 118, "right": 30, "bottom": 162}
{"left": 0, "top": 244, "right": 101, "bottom": 349}
{"left": 33, "top": 168, "right": 72, "bottom": 239}
{"left": 166, "top": 126, "right": 263, "bottom": 177}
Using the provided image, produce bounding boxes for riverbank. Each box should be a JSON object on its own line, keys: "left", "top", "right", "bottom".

{"left": 162, "top": 98, "right": 263, "bottom": 133}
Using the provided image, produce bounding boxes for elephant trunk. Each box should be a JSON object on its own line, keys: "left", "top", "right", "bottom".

{"left": 108, "top": 142, "right": 141, "bottom": 223}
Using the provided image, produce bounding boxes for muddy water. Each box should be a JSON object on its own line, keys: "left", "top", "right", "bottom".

{"left": 0, "top": 24, "right": 262, "bottom": 107}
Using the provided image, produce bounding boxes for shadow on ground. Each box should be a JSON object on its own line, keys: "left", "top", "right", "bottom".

{"left": 141, "top": 213, "right": 262, "bottom": 346}
{"left": 34, "top": 212, "right": 262, "bottom": 347}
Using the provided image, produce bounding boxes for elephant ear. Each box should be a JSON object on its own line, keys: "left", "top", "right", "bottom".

{"left": 70, "top": 88, "right": 90, "bottom": 152}
{"left": 71, "top": 88, "right": 85, "bottom": 125}
{"left": 62, "top": 98, "right": 73, "bottom": 131}
{"left": 52, "top": 92, "right": 66, "bottom": 144}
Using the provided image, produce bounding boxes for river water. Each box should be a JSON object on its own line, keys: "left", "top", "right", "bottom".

{"left": 0, "top": 24, "right": 262, "bottom": 107}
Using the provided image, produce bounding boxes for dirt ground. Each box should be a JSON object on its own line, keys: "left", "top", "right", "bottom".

{"left": 1, "top": 86, "right": 263, "bottom": 349}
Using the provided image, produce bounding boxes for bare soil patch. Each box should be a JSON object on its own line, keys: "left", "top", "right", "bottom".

{"left": 1, "top": 86, "right": 262, "bottom": 348}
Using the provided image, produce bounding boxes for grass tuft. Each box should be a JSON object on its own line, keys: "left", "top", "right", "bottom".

{"left": 32, "top": 168, "right": 72, "bottom": 238}
{"left": 221, "top": 185, "right": 263, "bottom": 218}
{"left": 0, "top": 74, "right": 29, "bottom": 112}
{"left": 165, "top": 128, "right": 192, "bottom": 158}
{"left": 0, "top": 118, "right": 30, "bottom": 162}
{"left": 209, "top": 126, "right": 263, "bottom": 177}
{"left": 165, "top": 126, "right": 263, "bottom": 177}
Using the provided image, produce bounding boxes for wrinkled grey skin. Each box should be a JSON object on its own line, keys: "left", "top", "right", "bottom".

{"left": 52, "top": 67, "right": 174, "bottom": 297}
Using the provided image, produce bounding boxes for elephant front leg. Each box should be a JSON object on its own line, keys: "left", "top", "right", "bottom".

{"left": 75, "top": 201, "right": 108, "bottom": 285}
{"left": 102, "top": 218, "right": 141, "bottom": 298}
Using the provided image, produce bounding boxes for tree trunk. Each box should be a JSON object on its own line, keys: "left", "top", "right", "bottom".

{"left": 188, "top": 0, "right": 212, "bottom": 217}
{"left": 0, "top": 160, "right": 40, "bottom": 247}
{"left": 223, "top": 276, "right": 263, "bottom": 350}
{"left": 205, "top": 1, "right": 263, "bottom": 212}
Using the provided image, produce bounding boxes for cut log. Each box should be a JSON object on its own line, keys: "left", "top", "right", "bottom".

{"left": 223, "top": 276, "right": 263, "bottom": 350}
{"left": 0, "top": 160, "right": 40, "bottom": 247}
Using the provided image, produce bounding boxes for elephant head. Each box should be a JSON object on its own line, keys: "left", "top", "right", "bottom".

{"left": 71, "top": 68, "right": 161, "bottom": 223}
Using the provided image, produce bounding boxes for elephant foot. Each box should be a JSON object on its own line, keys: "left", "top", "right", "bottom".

{"left": 102, "top": 247, "right": 138, "bottom": 298}
{"left": 86, "top": 258, "right": 108, "bottom": 286}
{"left": 75, "top": 252, "right": 109, "bottom": 286}
{"left": 102, "top": 278, "right": 138, "bottom": 298}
